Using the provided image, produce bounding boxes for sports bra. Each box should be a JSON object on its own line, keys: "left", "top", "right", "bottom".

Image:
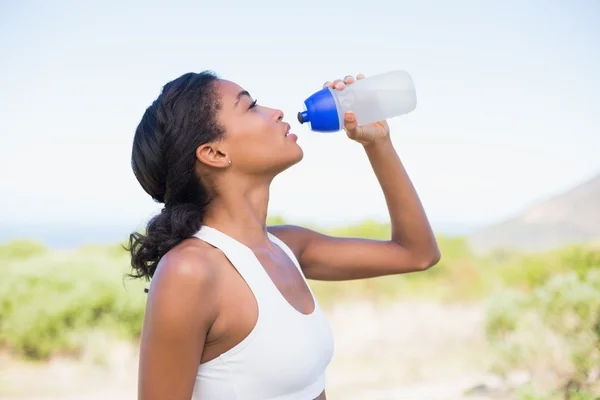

{"left": 191, "top": 225, "right": 334, "bottom": 399}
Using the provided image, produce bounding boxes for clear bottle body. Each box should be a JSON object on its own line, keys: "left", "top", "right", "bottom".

{"left": 330, "top": 70, "right": 417, "bottom": 126}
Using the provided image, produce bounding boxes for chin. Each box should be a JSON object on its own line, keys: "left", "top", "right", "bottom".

{"left": 290, "top": 146, "right": 304, "bottom": 165}
{"left": 273, "top": 149, "right": 304, "bottom": 175}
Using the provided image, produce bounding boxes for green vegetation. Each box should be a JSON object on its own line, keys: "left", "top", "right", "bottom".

{"left": 0, "top": 219, "right": 598, "bottom": 398}
{"left": 0, "top": 242, "right": 146, "bottom": 359}
{"left": 483, "top": 241, "right": 600, "bottom": 399}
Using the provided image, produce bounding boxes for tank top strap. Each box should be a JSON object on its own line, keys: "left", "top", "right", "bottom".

{"left": 193, "top": 225, "right": 274, "bottom": 304}
{"left": 267, "top": 232, "right": 304, "bottom": 276}
{"left": 267, "top": 232, "right": 319, "bottom": 300}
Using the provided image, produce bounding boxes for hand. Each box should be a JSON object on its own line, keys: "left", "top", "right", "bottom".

{"left": 323, "top": 74, "right": 390, "bottom": 146}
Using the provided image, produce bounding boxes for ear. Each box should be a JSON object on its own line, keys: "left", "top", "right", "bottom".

{"left": 195, "top": 143, "right": 230, "bottom": 169}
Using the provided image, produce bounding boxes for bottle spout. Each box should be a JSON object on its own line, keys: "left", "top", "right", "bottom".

{"left": 297, "top": 88, "right": 340, "bottom": 132}
{"left": 297, "top": 110, "right": 309, "bottom": 124}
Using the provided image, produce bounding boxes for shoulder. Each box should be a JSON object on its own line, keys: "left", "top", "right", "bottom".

{"left": 146, "top": 237, "right": 224, "bottom": 327}
{"left": 153, "top": 237, "right": 222, "bottom": 292}
{"left": 268, "top": 224, "right": 324, "bottom": 259}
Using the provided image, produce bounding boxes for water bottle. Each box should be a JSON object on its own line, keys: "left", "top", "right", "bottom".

{"left": 297, "top": 70, "right": 417, "bottom": 132}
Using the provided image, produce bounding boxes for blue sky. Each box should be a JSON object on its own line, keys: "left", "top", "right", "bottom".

{"left": 1, "top": 0, "right": 599, "bottom": 236}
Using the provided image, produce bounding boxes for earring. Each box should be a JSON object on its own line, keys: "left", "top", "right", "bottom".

{"left": 228, "top": 159, "right": 232, "bottom": 165}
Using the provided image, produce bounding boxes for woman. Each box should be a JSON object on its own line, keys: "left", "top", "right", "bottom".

{"left": 128, "top": 71, "right": 440, "bottom": 400}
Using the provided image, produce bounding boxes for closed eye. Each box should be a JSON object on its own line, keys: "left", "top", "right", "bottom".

{"left": 249, "top": 99, "right": 258, "bottom": 109}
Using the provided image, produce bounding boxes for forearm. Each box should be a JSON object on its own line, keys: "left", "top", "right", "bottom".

{"left": 363, "top": 136, "right": 440, "bottom": 263}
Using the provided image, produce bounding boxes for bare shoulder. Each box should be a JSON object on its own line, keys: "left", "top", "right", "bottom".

{"left": 152, "top": 238, "right": 222, "bottom": 292}
{"left": 153, "top": 238, "right": 222, "bottom": 284}
{"left": 146, "top": 237, "right": 224, "bottom": 327}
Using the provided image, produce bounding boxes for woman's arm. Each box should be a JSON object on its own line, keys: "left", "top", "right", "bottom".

{"left": 268, "top": 74, "right": 439, "bottom": 281}
{"left": 137, "top": 243, "right": 219, "bottom": 399}
{"left": 269, "top": 137, "right": 440, "bottom": 281}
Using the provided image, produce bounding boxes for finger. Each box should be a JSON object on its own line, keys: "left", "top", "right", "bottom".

{"left": 343, "top": 75, "right": 355, "bottom": 85}
{"left": 324, "top": 79, "right": 344, "bottom": 89}
{"left": 356, "top": 73, "right": 365, "bottom": 80}
{"left": 343, "top": 111, "right": 358, "bottom": 132}
{"left": 333, "top": 79, "right": 345, "bottom": 90}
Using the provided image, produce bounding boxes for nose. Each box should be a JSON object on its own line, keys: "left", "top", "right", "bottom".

{"left": 273, "top": 108, "right": 284, "bottom": 122}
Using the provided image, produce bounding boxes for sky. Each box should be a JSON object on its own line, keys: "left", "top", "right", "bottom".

{"left": 1, "top": 0, "right": 599, "bottom": 241}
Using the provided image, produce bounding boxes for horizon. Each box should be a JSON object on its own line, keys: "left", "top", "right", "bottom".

{"left": 1, "top": 218, "right": 480, "bottom": 250}
{"left": 3, "top": 167, "right": 596, "bottom": 250}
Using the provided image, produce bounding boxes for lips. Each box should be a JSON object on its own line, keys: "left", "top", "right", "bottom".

{"left": 284, "top": 123, "right": 291, "bottom": 137}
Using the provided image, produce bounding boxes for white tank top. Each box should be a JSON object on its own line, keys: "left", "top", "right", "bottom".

{"left": 191, "top": 225, "right": 334, "bottom": 400}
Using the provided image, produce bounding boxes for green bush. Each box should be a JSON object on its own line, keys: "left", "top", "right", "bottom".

{"left": 0, "top": 222, "right": 477, "bottom": 359}
{"left": 479, "top": 244, "right": 599, "bottom": 398}
{"left": 0, "top": 244, "right": 145, "bottom": 360}
{"left": 485, "top": 270, "right": 600, "bottom": 398}
{"left": 0, "top": 239, "right": 47, "bottom": 261}
{"left": 494, "top": 245, "right": 600, "bottom": 291}
{"left": 1, "top": 220, "right": 599, "bottom": 376}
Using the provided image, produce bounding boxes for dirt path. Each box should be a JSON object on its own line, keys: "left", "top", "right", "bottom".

{"left": 1, "top": 300, "right": 496, "bottom": 400}
{"left": 324, "top": 300, "right": 493, "bottom": 399}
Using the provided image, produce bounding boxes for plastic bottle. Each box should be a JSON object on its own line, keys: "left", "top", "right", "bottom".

{"left": 297, "top": 70, "right": 417, "bottom": 133}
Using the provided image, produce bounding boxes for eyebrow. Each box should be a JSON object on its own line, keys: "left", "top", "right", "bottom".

{"left": 235, "top": 90, "right": 251, "bottom": 107}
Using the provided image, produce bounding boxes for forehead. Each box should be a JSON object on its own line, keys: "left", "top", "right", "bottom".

{"left": 215, "top": 79, "right": 248, "bottom": 104}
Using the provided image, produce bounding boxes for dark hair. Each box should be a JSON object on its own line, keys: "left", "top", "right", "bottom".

{"left": 126, "top": 71, "right": 224, "bottom": 281}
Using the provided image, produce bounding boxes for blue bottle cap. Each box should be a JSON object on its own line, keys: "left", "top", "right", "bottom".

{"left": 297, "top": 88, "right": 340, "bottom": 132}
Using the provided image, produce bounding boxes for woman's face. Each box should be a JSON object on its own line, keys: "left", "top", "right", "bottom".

{"left": 213, "top": 79, "right": 303, "bottom": 177}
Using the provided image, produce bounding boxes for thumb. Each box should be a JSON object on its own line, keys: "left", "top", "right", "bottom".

{"left": 343, "top": 111, "right": 358, "bottom": 134}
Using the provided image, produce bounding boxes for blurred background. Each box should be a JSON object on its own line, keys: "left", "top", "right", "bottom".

{"left": 1, "top": 0, "right": 599, "bottom": 399}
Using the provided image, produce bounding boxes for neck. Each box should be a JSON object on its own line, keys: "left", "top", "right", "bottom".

{"left": 202, "top": 178, "right": 272, "bottom": 248}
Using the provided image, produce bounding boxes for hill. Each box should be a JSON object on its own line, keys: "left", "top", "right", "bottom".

{"left": 467, "top": 173, "right": 600, "bottom": 253}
